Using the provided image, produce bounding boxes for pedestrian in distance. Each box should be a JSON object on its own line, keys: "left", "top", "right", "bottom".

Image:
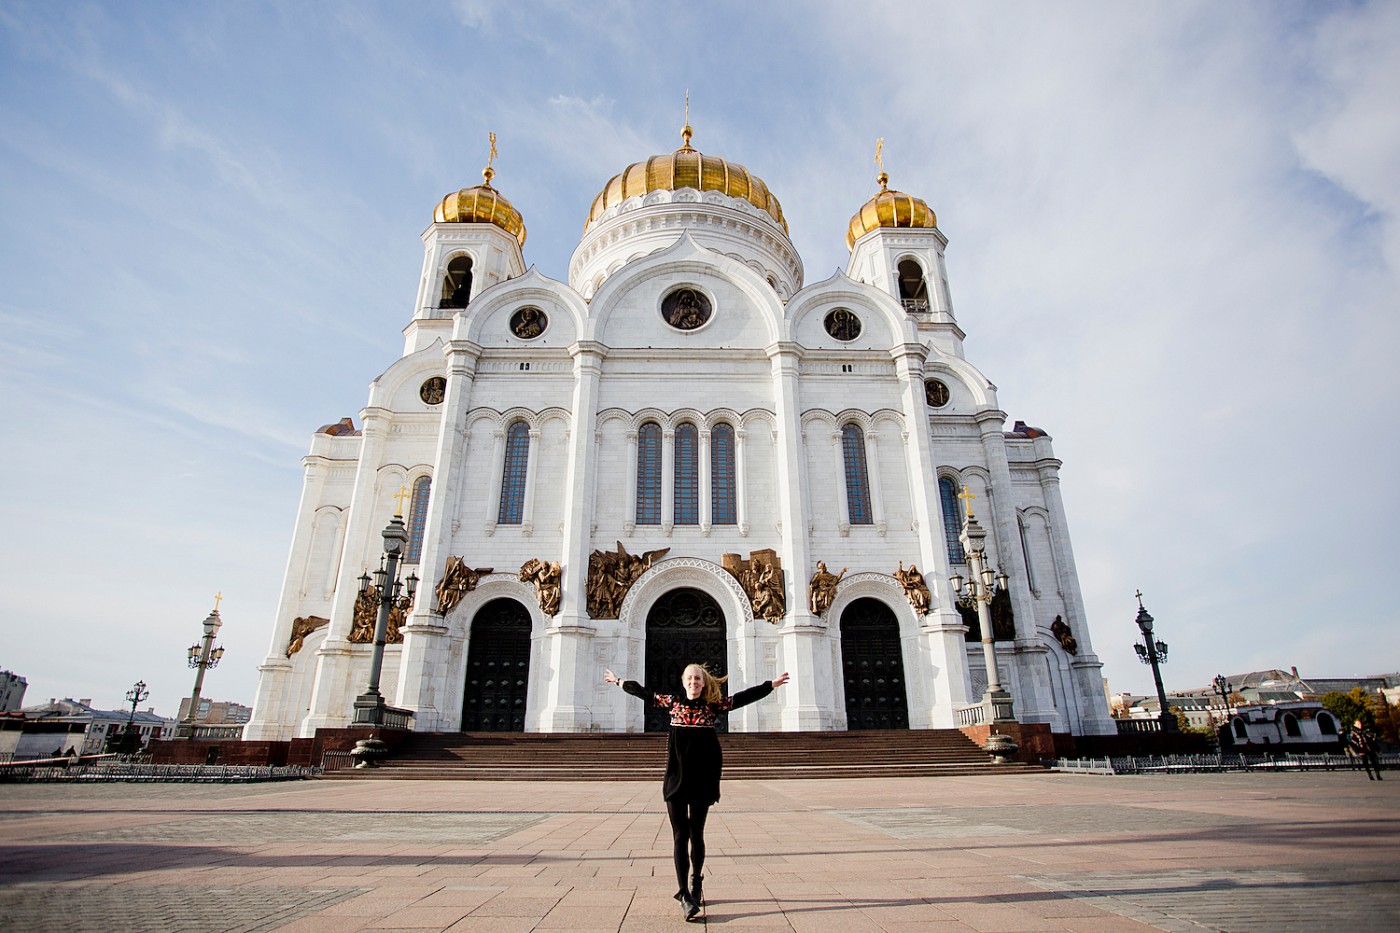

{"left": 1347, "top": 718, "right": 1382, "bottom": 780}
{"left": 604, "top": 663, "right": 790, "bottom": 921}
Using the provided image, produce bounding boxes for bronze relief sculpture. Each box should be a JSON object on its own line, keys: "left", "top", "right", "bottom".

{"left": 1050, "top": 615, "right": 1078, "bottom": 654}
{"left": 519, "top": 557, "right": 562, "bottom": 616}
{"left": 807, "top": 561, "right": 847, "bottom": 617}
{"left": 722, "top": 549, "right": 785, "bottom": 623}
{"left": 349, "top": 586, "right": 413, "bottom": 644}
{"left": 894, "top": 561, "right": 931, "bottom": 614}
{"left": 434, "top": 556, "right": 494, "bottom": 616}
{"left": 586, "top": 541, "right": 670, "bottom": 619}
{"left": 286, "top": 615, "right": 329, "bottom": 657}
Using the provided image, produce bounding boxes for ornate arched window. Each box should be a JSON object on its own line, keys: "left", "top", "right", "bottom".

{"left": 440, "top": 255, "right": 473, "bottom": 309}
{"left": 497, "top": 421, "right": 530, "bottom": 524}
{"left": 404, "top": 476, "right": 431, "bottom": 563}
{"left": 711, "top": 423, "right": 736, "bottom": 525}
{"left": 841, "top": 423, "right": 873, "bottom": 525}
{"left": 636, "top": 421, "right": 662, "bottom": 525}
{"left": 674, "top": 423, "right": 699, "bottom": 525}
{"left": 1283, "top": 713, "right": 1301, "bottom": 737}
{"left": 1317, "top": 711, "right": 1337, "bottom": 735}
{"left": 938, "top": 477, "right": 966, "bottom": 564}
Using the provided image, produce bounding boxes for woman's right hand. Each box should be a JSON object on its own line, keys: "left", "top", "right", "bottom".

{"left": 604, "top": 669, "right": 620, "bottom": 685}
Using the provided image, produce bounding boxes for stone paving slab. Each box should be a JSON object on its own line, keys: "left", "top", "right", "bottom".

{"left": 0, "top": 772, "right": 1396, "bottom": 931}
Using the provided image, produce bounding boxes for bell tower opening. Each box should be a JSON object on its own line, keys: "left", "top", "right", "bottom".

{"left": 440, "top": 255, "right": 473, "bottom": 309}
{"left": 897, "top": 259, "right": 928, "bottom": 310}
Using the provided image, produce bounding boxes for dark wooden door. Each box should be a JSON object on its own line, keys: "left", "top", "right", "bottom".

{"left": 644, "top": 588, "right": 727, "bottom": 733}
{"left": 840, "top": 597, "right": 910, "bottom": 729}
{"left": 461, "top": 598, "right": 531, "bottom": 731}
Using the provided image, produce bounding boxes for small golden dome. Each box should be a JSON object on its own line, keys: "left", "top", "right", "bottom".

{"left": 434, "top": 163, "right": 527, "bottom": 246}
{"left": 845, "top": 171, "right": 936, "bottom": 249}
{"left": 586, "top": 126, "right": 787, "bottom": 233}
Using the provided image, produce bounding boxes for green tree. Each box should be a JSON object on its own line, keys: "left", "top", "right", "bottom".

{"left": 1367, "top": 693, "right": 1399, "bottom": 745}
{"left": 1321, "top": 689, "right": 1375, "bottom": 734}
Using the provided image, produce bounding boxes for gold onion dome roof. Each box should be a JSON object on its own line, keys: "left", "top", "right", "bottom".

{"left": 586, "top": 124, "right": 788, "bottom": 233}
{"left": 434, "top": 161, "right": 527, "bottom": 246}
{"left": 845, "top": 171, "right": 936, "bottom": 249}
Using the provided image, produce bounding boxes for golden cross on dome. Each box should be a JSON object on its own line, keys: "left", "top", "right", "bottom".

{"left": 681, "top": 89, "right": 694, "bottom": 150}
{"left": 213, "top": 592, "right": 223, "bottom": 612}
{"left": 957, "top": 484, "right": 977, "bottom": 519}
{"left": 874, "top": 137, "right": 889, "bottom": 191}
{"left": 482, "top": 131, "right": 498, "bottom": 185}
{"left": 392, "top": 484, "right": 411, "bottom": 517}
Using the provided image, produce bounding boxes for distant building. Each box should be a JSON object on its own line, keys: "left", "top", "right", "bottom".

{"left": 1221, "top": 701, "right": 1343, "bottom": 752}
{"left": 0, "top": 670, "right": 26, "bottom": 712}
{"left": 177, "top": 698, "right": 253, "bottom": 725}
{"left": 18, "top": 698, "right": 175, "bottom": 756}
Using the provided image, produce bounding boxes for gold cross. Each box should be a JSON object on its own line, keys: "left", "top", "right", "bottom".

{"left": 487, "top": 131, "right": 497, "bottom": 168}
{"left": 392, "top": 484, "right": 411, "bottom": 517}
{"left": 685, "top": 89, "right": 690, "bottom": 127}
{"left": 957, "top": 485, "right": 976, "bottom": 519}
{"left": 213, "top": 592, "right": 223, "bottom": 612}
{"left": 874, "top": 137, "right": 884, "bottom": 173}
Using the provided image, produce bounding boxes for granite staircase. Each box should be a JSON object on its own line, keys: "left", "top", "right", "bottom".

{"left": 320, "top": 729, "right": 1043, "bottom": 780}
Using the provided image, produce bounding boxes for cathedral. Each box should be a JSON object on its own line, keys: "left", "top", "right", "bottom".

{"left": 245, "top": 124, "right": 1115, "bottom": 742}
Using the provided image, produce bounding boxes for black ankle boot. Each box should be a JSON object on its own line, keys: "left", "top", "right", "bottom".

{"left": 691, "top": 874, "right": 704, "bottom": 906}
{"left": 676, "top": 890, "right": 699, "bottom": 920}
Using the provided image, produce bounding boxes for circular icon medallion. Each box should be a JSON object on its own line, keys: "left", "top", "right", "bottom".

{"left": 824, "top": 308, "right": 862, "bottom": 341}
{"left": 420, "top": 376, "right": 447, "bottom": 405}
{"left": 924, "top": 379, "right": 950, "bottom": 408}
{"left": 510, "top": 307, "right": 547, "bottom": 339}
{"left": 661, "top": 287, "right": 712, "bottom": 330}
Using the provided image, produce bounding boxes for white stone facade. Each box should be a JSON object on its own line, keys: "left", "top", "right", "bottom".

{"left": 246, "top": 154, "right": 1115, "bottom": 741}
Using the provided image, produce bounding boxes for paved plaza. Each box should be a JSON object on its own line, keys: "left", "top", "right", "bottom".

{"left": 1, "top": 770, "right": 1397, "bottom": 932}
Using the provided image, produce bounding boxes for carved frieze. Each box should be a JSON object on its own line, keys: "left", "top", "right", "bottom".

{"left": 587, "top": 541, "right": 670, "bottom": 619}
{"left": 722, "top": 549, "right": 785, "bottom": 623}
{"left": 435, "top": 556, "right": 494, "bottom": 616}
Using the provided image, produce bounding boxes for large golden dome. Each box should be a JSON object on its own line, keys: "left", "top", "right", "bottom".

{"left": 586, "top": 126, "right": 787, "bottom": 233}
{"left": 845, "top": 172, "right": 936, "bottom": 249}
{"left": 434, "top": 164, "right": 526, "bottom": 246}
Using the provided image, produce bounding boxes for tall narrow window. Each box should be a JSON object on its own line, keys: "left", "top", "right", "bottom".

{"left": 405, "top": 476, "right": 431, "bottom": 563}
{"left": 674, "top": 423, "right": 699, "bottom": 525}
{"left": 636, "top": 421, "right": 662, "bottom": 525}
{"left": 441, "top": 255, "right": 473, "bottom": 308}
{"left": 897, "top": 258, "right": 928, "bottom": 309}
{"left": 939, "top": 477, "right": 966, "bottom": 564}
{"left": 841, "top": 423, "right": 873, "bottom": 525}
{"left": 711, "top": 423, "right": 736, "bottom": 525}
{"left": 497, "top": 421, "right": 529, "bottom": 524}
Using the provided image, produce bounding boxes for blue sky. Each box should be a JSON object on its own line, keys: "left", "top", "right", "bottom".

{"left": 2, "top": 1, "right": 1397, "bottom": 718}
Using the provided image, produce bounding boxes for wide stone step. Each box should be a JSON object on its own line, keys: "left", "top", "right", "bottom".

{"left": 322, "top": 729, "right": 1039, "bottom": 781}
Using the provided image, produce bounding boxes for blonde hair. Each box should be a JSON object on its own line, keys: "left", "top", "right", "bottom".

{"left": 683, "top": 663, "right": 729, "bottom": 704}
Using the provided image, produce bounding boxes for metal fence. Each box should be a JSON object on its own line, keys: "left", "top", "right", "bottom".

{"left": 320, "top": 750, "right": 356, "bottom": 772}
{"left": 0, "top": 759, "right": 315, "bottom": 783}
{"left": 1051, "top": 752, "right": 1398, "bottom": 775}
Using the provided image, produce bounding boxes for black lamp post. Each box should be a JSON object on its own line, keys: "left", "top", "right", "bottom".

{"left": 352, "top": 492, "right": 420, "bottom": 726}
{"left": 176, "top": 597, "right": 225, "bottom": 739}
{"left": 1212, "top": 674, "right": 1233, "bottom": 712}
{"left": 948, "top": 486, "right": 1016, "bottom": 723}
{"left": 117, "top": 679, "right": 149, "bottom": 754}
{"left": 1132, "top": 591, "right": 1177, "bottom": 732}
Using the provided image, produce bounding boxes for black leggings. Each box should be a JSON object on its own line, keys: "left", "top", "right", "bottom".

{"left": 666, "top": 799, "right": 710, "bottom": 894}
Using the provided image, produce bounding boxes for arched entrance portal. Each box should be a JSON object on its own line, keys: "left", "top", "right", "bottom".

{"left": 840, "top": 597, "right": 910, "bottom": 730}
{"left": 461, "top": 598, "right": 531, "bottom": 731}
{"left": 644, "top": 588, "right": 727, "bottom": 733}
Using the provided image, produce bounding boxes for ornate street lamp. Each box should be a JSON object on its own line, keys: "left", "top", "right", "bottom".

{"left": 118, "top": 679, "right": 150, "bottom": 753}
{"left": 1132, "top": 591, "right": 1177, "bottom": 732}
{"left": 1212, "top": 674, "right": 1233, "bottom": 712}
{"left": 352, "top": 488, "right": 420, "bottom": 727}
{"left": 948, "top": 486, "right": 1016, "bottom": 723}
{"left": 176, "top": 595, "right": 225, "bottom": 739}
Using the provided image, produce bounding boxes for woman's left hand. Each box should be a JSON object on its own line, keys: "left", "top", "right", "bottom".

{"left": 771, "top": 672, "right": 791, "bottom": 688}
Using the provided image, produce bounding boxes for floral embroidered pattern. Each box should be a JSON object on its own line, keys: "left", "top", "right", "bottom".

{"left": 651, "top": 693, "right": 733, "bottom": 728}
